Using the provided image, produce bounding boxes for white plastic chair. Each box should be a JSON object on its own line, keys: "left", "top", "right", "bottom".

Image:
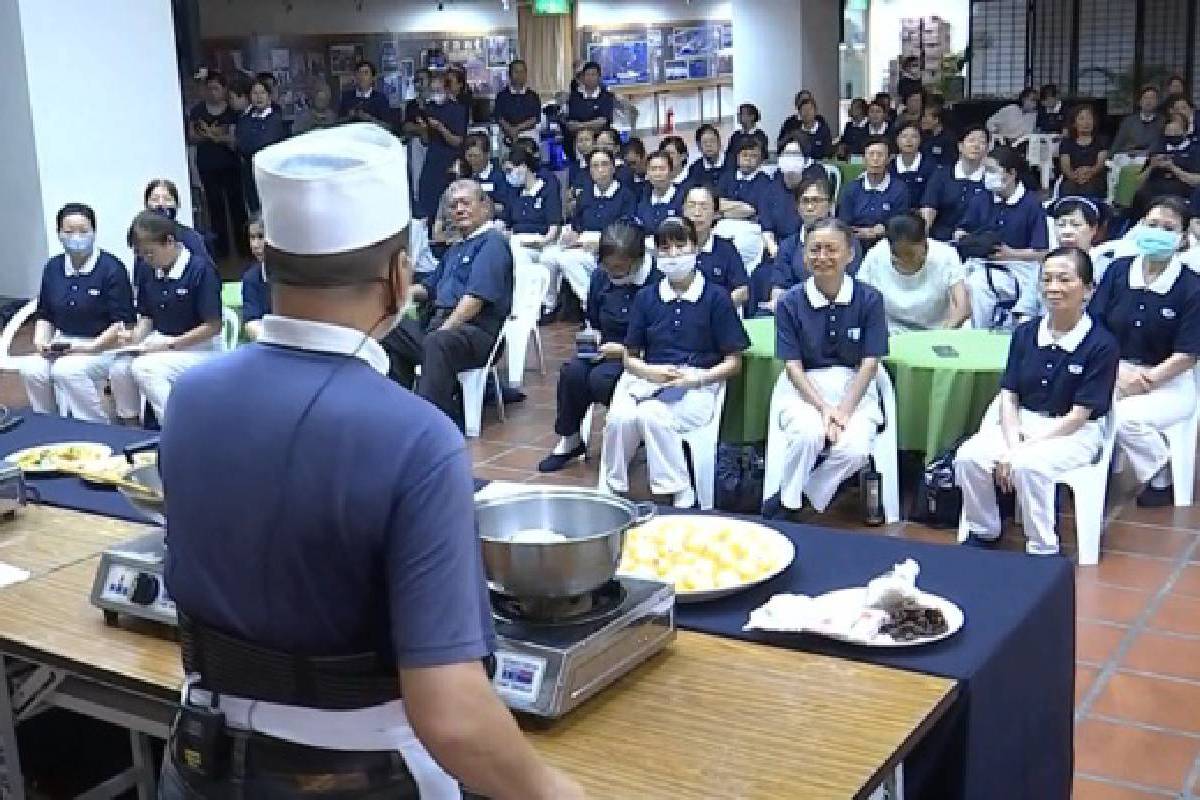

{"left": 713, "top": 219, "right": 765, "bottom": 276}
{"left": 503, "top": 269, "right": 549, "bottom": 387}
{"left": 1162, "top": 365, "right": 1200, "bottom": 506}
{"left": 822, "top": 163, "right": 842, "bottom": 203}
{"left": 595, "top": 381, "right": 728, "bottom": 511}
{"left": 220, "top": 307, "right": 239, "bottom": 351}
{"left": 0, "top": 300, "right": 38, "bottom": 370}
{"left": 761, "top": 363, "right": 900, "bottom": 523}
{"left": 458, "top": 323, "right": 509, "bottom": 438}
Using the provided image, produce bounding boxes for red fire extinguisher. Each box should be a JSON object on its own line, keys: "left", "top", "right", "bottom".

{"left": 664, "top": 108, "right": 675, "bottom": 134}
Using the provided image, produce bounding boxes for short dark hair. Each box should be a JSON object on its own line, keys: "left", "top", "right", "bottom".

{"left": 143, "top": 178, "right": 180, "bottom": 206}
{"left": 738, "top": 103, "right": 760, "bottom": 124}
{"left": 885, "top": 212, "right": 927, "bottom": 246}
{"left": 661, "top": 135, "right": 687, "bottom": 157}
{"left": 249, "top": 76, "right": 271, "bottom": 96}
{"left": 204, "top": 70, "right": 227, "bottom": 87}
{"left": 893, "top": 121, "right": 922, "bottom": 139}
{"left": 1138, "top": 84, "right": 1160, "bottom": 101}
{"left": 991, "top": 145, "right": 1027, "bottom": 175}
{"left": 646, "top": 150, "right": 673, "bottom": 170}
{"left": 792, "top": 175, "right": 833, "bottom": 204}
{"left": 959, "top": 124, "right": 990, "bottom": 143}
{"left": 599, "top": 222, "right": 646, "bottom": 265}
{"left": 1040, "top": 83, "right": 1059, "bottom": 100}
{"left": 581, "top": 61, "right": 602, "bottom": 75}
{"left": 504, "top": 140, "right": 540, "bottom": 172}
{"left": 355, "top": 60, "right": 377, "bottom": 76}
{"left": 127, "top": 210, "right": 178, "bottom": 247}
{"left": 1068, "top": 103, "right": 1097, "bottom": 138}
{"left": 777, "top": 132, "right": 806, "bottom": 152}
{"left": 925, "top": 92, "right": 946, "bottom": 110}
{"left": 849, "top": 98, "right": 868, "bottom": 115}
{"left": 1146, "top": 195, "right": 1194, "bottom": 229}
{"left": 875, "top": 91, "right": 892, "bottom": 101}
{"left": 806, "top": 217, "right": 855, "bottom": 249}
{"left": 924, "top": 106, "right": 945, "bottom": 125}
{"left": 508, "top": 59, "right": 526, "bottom": 74}
{"left": 56, "top": 203, "right": 96, "bottom": 231}
{"left": 228, "top": 74, "right": 252, "bottom": 98}
{"left": 596, "top": 127, "right": 621, "bottom": 147}
{"left": 587, "top": 148, "right": 615, "bottom": 169}
{"left": 868, "top": 100, "right": 888, "bottom": 114}
{"left": 685, "top": 183, "right": 719, "bottom": 207}
{"left": 464, "top": 132, "right": 491, "bottom": 154}
{"left": 695, "top": 123, "right": 720, "bottom": 145}
{"left": 1018, "top": 87, "right": 1038, "bottom": 103}
{"left": 1051, "top": 196, "right": 1102, "bottom": 228}
{"left": 735, "top": 137, "right": 764, "bottom": 157}
{"left": 1043, "top": 246, "right": 1094, "bottom": 285}
{"left": 622, "top": 137, "right": 646, "bottom": 158}
{"left": 864, "top": 135, "right": 891, "bottom": 153}
{"left": 654, "top": 216, "right": 698, "bottom": 249}
{"left": 255, "top": 71, "right": 276, "bottom": 86}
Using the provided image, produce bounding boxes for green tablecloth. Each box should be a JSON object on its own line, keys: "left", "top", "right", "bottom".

{"left": 719, "top": 320, "right": 1012, "bottom": 458}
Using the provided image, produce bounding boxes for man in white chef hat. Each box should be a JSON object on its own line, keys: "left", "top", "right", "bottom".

{"left": 157, "top": 124, "right": 584, "bottom": 800}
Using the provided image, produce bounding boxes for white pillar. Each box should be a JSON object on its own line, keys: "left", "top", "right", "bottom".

{"left": 0, "top": 0, "right": 191, "bottom": 298}
{"left": 732, "top": 0, "right": 841, "bottom": 154}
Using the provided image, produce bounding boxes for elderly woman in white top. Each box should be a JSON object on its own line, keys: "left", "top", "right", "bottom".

{"left": 857, "top": 213, "right": 970, "bottom": 333}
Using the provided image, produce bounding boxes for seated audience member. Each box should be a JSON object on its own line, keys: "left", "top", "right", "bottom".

{"left": 779, "top": 97, "right": 833, "bottom": 160}
{"left": 891, "top": 122, "right": 938, "bottom": 207}
{"left": 601, "top": 217, "right": 749, "bottom": 509}
{"left": 111, "top": 211, "right": 223, "bottom": 426}
{"left": 501, "top": 141, "right": 563, "bottom": 309}
{"left": 874, "top": 92, "right": 898, "bottom": 123}
{"left": 769, "top": 176, "right": 864, "bottom": 305}
{"left": 292, "top": 83, "right": 338, "bottom": 134}
{"left": 1130, "top": 98, "right": 1200, "bottom": 219}
{"left": 538, "top": 224, "right": 658, "bottom": 472}
{"left": 1161, "top": 75, "right": 1190, "bottom": 111}
{"left": 688, "top": 124, "right": 731, "bottom": 187}
{"left": 659, "top": 135, "right": 695, "bottom": 196}
{"left": 567, "top": 127, "right": 598, "bottom": 197}
{"left": 920, "top": 125, "right": 990, "bottom": 241}
{"left": 1036, "top": 84, "right": 1066, "bottom": 134}
{"left": 857, "top": 213, "right": 969, "bottom": 333}
{"left": 896, "top": 90, "right": 925, "bottom": 133}
{"left": 338, "top": 60, "right": 390, "bottom": 124}
{"left": 19, "top": 203, "right": 134, "bottom": 422}
{"left": 240, "top": 217, "right": 269, "bottom": 341}
{"left": 464, "top": 132, "right": 510, "bottom": 214}
{"left": 542, "top": 149, "right": 637, "bottom": 307}
{"left": 865, "top": 101, "right": 892, "bottom": 141}
{"left": 837, "top": 136, "right": 910, "bottom": 247}
{"left": 897, "top": 57, "right": 923, "bottom": 111}
{"left": 716, "top": 138, "right": 774, "bottom": 221}
{"left": 986, "top": 87, "right": 1040, "bottom": 143}
{"left": 431, "top": 157, "right": 478, "bottom": 245}
{"left": 920, "top": 106, "right": 957, "bottom": 167}
{"left": 725, "top": 103, "right": 770, "bottom": 166}
{"left": 1089, "top": 196, "right": 1200, "bottom": 506}
{"left": 955, "top": 247, "right": 1118, "bottom": 555}
{"left": 597, "top": 128, "right": 637, "bottom": 189}
{"left": 1113, "top": 85, "right": 1165, "bottom": 155}
{"left": 236, "top": 76, "right": 287, "bottom": 212}
{"left": 838, "top": 98, "right": 870, "bottom": 158}
{"left": 493, "top": 59, "right": 541, "bottom": 143}
{"left": 763, "top": 218, "right": 888, "bottom": 519}
{"left": 623, "top": 137, "right": 649, "bottom": 197}
{"left": 635, "top": 150, "right": 685, "bottom": 236}
{"left": 142, "top": 179, "right": 211, "bottom": 260}
{"left": 1057, "top": 104, "right": 1110, "bottom": 200}
{"left": 683, "top": 184, "right": 750, "bottom": 309}
{"left": 1053, "top": 196, "right": 1125, "bottom": 280}
{"left": 382, "top": 180, "right": 513, "bottom": 429}
{"left": 762, "top": 134, "right": 831, "bottom": 252}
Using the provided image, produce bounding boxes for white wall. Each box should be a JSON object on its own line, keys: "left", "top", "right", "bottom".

{"left": 575, "top": 0, "right": 731, "bottom": 27}
{"left": 868, "top": 0, "right": 970, "bottom": 95}
{"left": 197, "top": 0, "right": 517, "bottom": 36}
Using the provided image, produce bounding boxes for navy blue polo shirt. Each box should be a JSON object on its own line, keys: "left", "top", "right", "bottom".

{"left": 161, "top": 331, "right": 493, "bottom": 665}
{"left": 773, "top": 232, "right": 864, "bottom": 291}
{"left": 473, "top": 161, "right": 511, "bottom": 209}
{"left": 572, "top": 182, "right": 637, "bottom": 232}
{"left": 625, "top": 273, "right": 750, "bottom": 368}
{"left": 920, "top": 129, "right": 958, "bottom": 167}
{"left": 133, "top": 248, "right": 222, "bottom": 336}
{"left": 725, "top": 129, "right": 770, "bottom": 163}
{"left": 504, "top": 177, "right": 562, "bottom": 235}
{"left": 716, "top": 170, "right": 776, "bottom": 217}
{"left": 422, "top": 227, "right": 513, "bottom": 336}
{"left": 635, "top": 186, "right": 684, "bottom": 234}
{"left": 36, "top": 250, "right": 135, "bottom": 337}
{"left": 837, "top": 173, "right": 911, "bottom": 229}
{"left": 338, "top": 87, "right": 391, "bottom": 121}
{"left": 761, "top": 166, "right": 828, "bottom": 238}
{"left": 235, "top": 108, "right": 286, "bottom": 159}
{"left": 920, "top": 164, "right": 989, "bottom": 241}
{"left": 1037, "top": 105, "right": 1066, "bottom": 134}
{"left": 586, "top": 266, "right": 662, "bottom": 344}
{"left": 841, "top": 120, "right": 870, "bottom": 156}
{"left": 958, "top": 185, "right": 1050, "bottom": 250}
{"left": 568, "top": 157, "right": 591, "bottom": 194}
{"left": 188, "top": 102, "right": 239, "bottom": 172}
{"left": 1088, "top": 255, "right": 1200, "bottom": 366}
{"left": 241, "top": 263, "right": 270, "bottom": 323}
{"left": 1000, "top": 316, "right": 1118, "bottom": 418}
{"left": 775, "top": 276, "right": 888, "bottom": 368}
{"left": 687, "top": 155, "right": 731, "bottom": 188}
{"left": 890, "top": 153, "right": 938, "bottom": 208}
{"left": 567, "top": 88, "right": 614, "bottom": 127}
{"left": 696, "top": 235, "right": 749, "bottom": 294}
{"left": 796, "top": 120, "right": 834, "bottom": 159}
{"left": 493, "top": 87, "right": 541, "bottom": 128}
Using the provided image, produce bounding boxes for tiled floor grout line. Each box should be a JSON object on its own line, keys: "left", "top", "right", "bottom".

{"left": 1075, "top": 771, "right": 1183, "bottom": 797}
{"left": 1088, "top": 712, "right": 1200, "bottom": 740}
{"left": 1106, "top": 666, "right": 1200, "bottom": 689}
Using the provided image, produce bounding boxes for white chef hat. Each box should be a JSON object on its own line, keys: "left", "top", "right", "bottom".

{"left": 253, "top": 123, "right": 410, "bottom": 260}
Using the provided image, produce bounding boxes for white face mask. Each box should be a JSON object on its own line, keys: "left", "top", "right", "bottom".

{"left": 778, "top": 153, "right": 810, "bottom": 175}
{"left": 984, "top": 171, "right": 1006, "bottom": 193}
{"left": 658, "top": 253, "right": 697, "bottom": 281}
{"left": 505, "top": 166, "right": 528, "bottom": 187}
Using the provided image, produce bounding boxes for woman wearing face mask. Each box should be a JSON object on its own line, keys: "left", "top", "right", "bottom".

{"left": 763, "top": 135, "right": 829, "bottom": 250}
{"left": 635, "top": 151, "right": 685, "bottom": 237}
{"left": 1057, "top": 105, "right": 1110, "bottom": 200}
{"left": 890, "top": 122, "right": 938, "bottom": 208}
{"left": 414, "top": 72, "right": 468, "bottom": 220}
{"left": 602, "top": 217, "right": 749, "bottom": 509}
{"left": 538, "top": 223, "right": 659, "bottom": 472}
{"left": 501, "top": 142, "right": 563, "bottom": 316}
{"left": 762, "top": 218, "right": 888, "bottom": 519}
{"left": 18, "top": 203, "right": 135, "bottom": 421}
{"left": 683, "top": 184, "right": 749, "bottom": 309}
{"left": 234, "top": 77, "right": 286, "bottom": 213}
{"left": 1089, "top": 197, "right": 1200, "bottom": 506}
{"left": 142, "top": 179, "right": 212, "bottom": 261}
{"left": 110, "top": 211, "right": 223, "bottom": 426}
{"left": 955, "top": 247, "right": 1118, "bottom": 555}
{"left": 541, "top": 149, "right": 636, "bottom": 308}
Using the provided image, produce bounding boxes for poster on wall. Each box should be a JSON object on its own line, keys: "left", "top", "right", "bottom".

{"left": 586, "top": 40, "right": 650, "bottom": 86}
{"left": 329, "top": 44, "right": 361, "bottom": 75}
{"left": 672, "top": 27, "right": 714, "bottom": 57}
{"left": 664, "top": 59, "right": 689, "bottom": 81}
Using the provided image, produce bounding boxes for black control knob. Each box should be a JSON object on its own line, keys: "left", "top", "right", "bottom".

{"left": 131, "top": 573, "right": 159, "bottom": 606}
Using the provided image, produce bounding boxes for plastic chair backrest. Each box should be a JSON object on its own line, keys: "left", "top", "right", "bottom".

{"left": 512, "top": 269, "right": 549, "bottom": 321}
{"left": 0, "top": 300, "right": 38, "bottom": 370}
{"left": 1113, "top": 165, "right": 1145, "bottom": 208}
{"left": 822, "top": 162, "right": 843, "bottom": 203}
{"left": 221, "top": 307, "right": 239, "bottom": 351}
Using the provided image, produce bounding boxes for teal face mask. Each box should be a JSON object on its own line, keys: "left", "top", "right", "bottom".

{"left": 1133, "top": 226, "right": 1182, "bottom": 260}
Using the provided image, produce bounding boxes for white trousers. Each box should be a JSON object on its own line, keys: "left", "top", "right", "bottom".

{"left": 965, "top": 259, "right": 1041, "bottom": 328}
{"left": 1114, "top": 362, "right": 1195, "bottom": 483}
{"left": 16, "top": 336, "right": 115, "bottom": 423}
{"left": 541, "top": 245, "right": 596, "bottom": 307}
{"left": 955, "top": 405, "right": 1103, "bottom": 555}
{"left": 510, "top": 236, "right": 555, "bottom": 312}
{"left": 603, "top": 372, "right": 719, "bottom": 495}
{"left": 109, "top": 333, "right": 220, "bottom": 423}
{"left": 771, "top": 367, "right": 881, "bottom": 512}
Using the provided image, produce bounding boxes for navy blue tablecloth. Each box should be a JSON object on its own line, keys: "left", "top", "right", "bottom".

{"left": 670, "top": 509, "right": 1074, "bottom": 800}
{"left": 0, "top": 412, "right": 158, "bottom": 523}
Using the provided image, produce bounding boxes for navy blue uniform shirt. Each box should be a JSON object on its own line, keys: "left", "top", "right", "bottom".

{"left": 921, "top": 129, "right": 958, "bottom": 167}
{"left": 422, "top": 227, "right": 513, "bottom": 336}
{"left": 773, "top": 232, "right": 863, "bottom": 291}
{"left": 625, "top": 272, "right": 749, "bottom": 368}
{"left": 586, "top": 266, "right": 662, "bottom": 344}
{"left": 920, "top": 163, "right": 989, "bottom": 241}
{"left": 687, "top": 154, "right": 731, "bottom": 188}
{"left": 634, "top": 185, "right": 684, "bottom": 234}
{"left": 1001, "top": 315, "right": 1118, "bottom": 419}
{"left": 837, "top": 173, "right": 911, "bottom": 230}
{"left": 235, "top": 107, "right": 286, "bottom": 160}
{"left": 716, "top": 170, "right": 776, "bottom": 218}
{"left": 841, "top": 120, "right": 870, "bottom": 156}
{"left": 761, "top": 166, "right": 828, "bottom": 238}
{"left": 890, "top": 152, "right": 939, "bottom": 207}
{"left": 241, "top": 262, "right": 270, "bottom": 323}
{"left": 1089, "top": 255, "right": 1200, "bottom": 366}
{"left": 473, "top": 161, "right": 511, "bottom": 210}
{"left": 161, "top": 319, "right": 494, "bottom": 665}
{"left": 778, "top": 115, "right": 833, "bottom": 159}
{"left": 493, "top": 86, "right": 541, "bottom": 129}
{"left": 775, "top": 276, "right": 888, "bottom": 368}
{"left": 567, "top": 88, "right": 614, "bottom": 127}
{"left": 338, "top": 87, "right": 391, "bottom": 122}
{"left": 504, "top": 176, "right": 562, "bottom": 235}
{"left": 133, "top": 247, "right": 222, "bottom": 336}
{"left": 36, "top": 250, "right": 134, "bottom": 337}
{"left": 572, "top": 181, "right": 637, "bottom": 232}
{"left": 725, "top": 129, "right": 770, "bottom": 164}
{"left": 958, "top": 184, "right": 1050, "bottom": 249}
{"left": 696, "top": 234, "right": 750, "bottom": 295}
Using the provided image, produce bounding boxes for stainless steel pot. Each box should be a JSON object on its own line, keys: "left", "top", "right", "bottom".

{"left": 476, "top": 491, "right": 654, "bottom": 599}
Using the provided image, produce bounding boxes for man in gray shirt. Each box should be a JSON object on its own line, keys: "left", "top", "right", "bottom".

{"left": 1113, "top": 85, "right": 1165, "bottom": 154}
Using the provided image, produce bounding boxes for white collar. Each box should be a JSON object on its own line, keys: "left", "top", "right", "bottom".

{"left": 861, "top": 171, "right": 892, "bottom": 192}
{"left": 703, "top": 152, "right": 725, "bottom": 169}
{"left": 258, "top": 316, "right": 389, "bottom": 375}
{"left": 63, "top": 248, "right": 100, "bottom": 277}
{"left": 801, "top": 120, "right": 819, "bottom": 133}
{"left": 629, "top": 257, "right": 653, "bottom": 285}
{"left": 742, "top": 127, "right": 764, "bottom": 137}
{"left": 593, "top": 181, "right": 620, "bottom": 199}
{"left": 355, "top": 88, "right": 374, "bottom": 99}
{"left": 1043, "top": 100, "right": 1062, "bottom": 114}
{"left": 250, "top": 105, "right": 273, "bottom": 119}
{"left": 1140, "top": 112, "right": 1157, "bottom": 123}
{"left": 955, "top": 161, "right": 985, "bottom": 181}
{"left": 868, "top": 121, "right": 890, "bottom": 135}
{"left": 1130, "top": 254, "right": 1184, "bottom": 295}
{"left": 998, "top": 182, "right": 1026, "bottom": 206}
{"left": 650, "top": 185, "right": 677, "bottom": 205}
{"left": 736, "top": 168, "right": 764, "bottom": 182}
{"left": 671, "top": 170, "right": 690, "bottom": 186}
{"left": 893, "top": 152, "right": 923, "bottom": 173}
{"left": 1036, "top": 312, "right": 1092, "bottom": 352}
{"left": 850, "top": 118, "right": 868, "bottom": 129}
{"left": 477, "top": 162, "right": 494, "bottom": 181}
{"left": 657, "top": 270, "right": 705, "bottom": 303}
{"left": 156, "top": 246, "right": 191, "bottom": 280}
{"left": 579, "top": 86, "right": 601, "bottom": 100}
{"left": 804, "top": 275, "right": 854, "bottom": 308}
{"left": 700, "top": 233, "right": 716, "bottom": 254}
{"left": 508, "top": 85, "right": 527, "bottom": 95}
{"left": 464, "top": 222, "right": 491, "bottom": 241}
{"left": 522, "top": 177, "right": 545, "bottom": 197}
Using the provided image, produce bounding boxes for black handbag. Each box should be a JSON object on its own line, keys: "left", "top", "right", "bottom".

{"left": 910, "top": 440, "right": 964, "bottom": 528}
{"left": 715, "top": 442, "right": 767, "bottom": 514}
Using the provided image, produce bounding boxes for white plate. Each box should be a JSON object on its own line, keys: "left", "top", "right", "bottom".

{"left": 805, "top": 587, "right": 964, "bottom": 648}
{"left": 618, "top": 515, "right": 796, "bottom": 603}
{"left": 4, "top": 442, "right": 113, "bottom": 475}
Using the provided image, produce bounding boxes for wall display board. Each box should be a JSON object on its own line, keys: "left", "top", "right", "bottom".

{"left": 580, "top": 19, "right": 732, "bottom": 89}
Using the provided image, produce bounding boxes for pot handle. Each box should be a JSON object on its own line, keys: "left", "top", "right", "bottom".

{"left": 633, "top": 501, "right": 656, "bottom": 525}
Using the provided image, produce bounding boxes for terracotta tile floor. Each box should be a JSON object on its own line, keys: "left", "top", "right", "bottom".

{"left": 3, "top": 319, "right": 1200, "bottom": 797}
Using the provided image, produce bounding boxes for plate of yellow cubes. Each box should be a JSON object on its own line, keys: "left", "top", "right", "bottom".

{"left": 618, "top": 515, "right": 796, "bottom": 603}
